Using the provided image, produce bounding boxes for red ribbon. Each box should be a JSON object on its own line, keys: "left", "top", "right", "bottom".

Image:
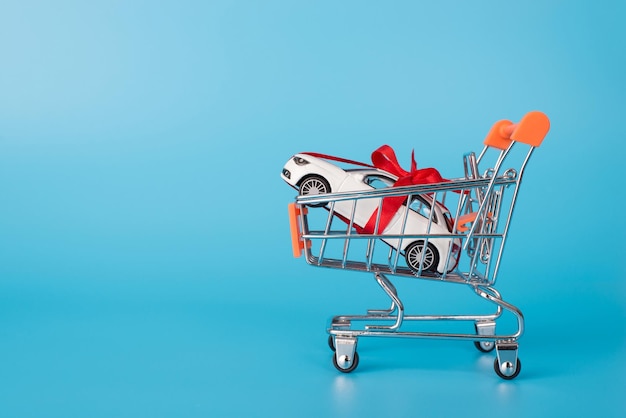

{"left": 302, "top": 146, "right": 450, "bottom": 235}
{"left": 362, "top": 145, "right": 449, "bottom": 234}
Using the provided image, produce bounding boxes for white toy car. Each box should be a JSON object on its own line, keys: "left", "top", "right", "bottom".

{"left": 281, "top": 153, "right": 461, "bottom": 273}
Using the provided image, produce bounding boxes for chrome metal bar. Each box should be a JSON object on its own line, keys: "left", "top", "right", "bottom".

{"left": 365, "top": 198, "right": 384, "bottom": 270}
{"left": 481, "top": 186, "right": 504, "bottom": 282}
{"left": 464, "top": 142, "right": 515, "bottom": 245}
{"left": 332, "top": 313, "right": 501, "bottom": 323}
{"left": 328, "top": 330, "right": 519, "bottom": 342}
{"left": 296, "top": 177, "right": 516, "bottom": 206}
{"left": 341, "top": 199, "right": 358, "bottom": 268}
{"left": 304, "top": 232, "right": 498, "bottom": 240}
{"left": 365, "top": 238, "right": 374, "bottom": 272}
{"left": 392, "top": 194, "right": 412, "bottom": 272}
{"left": 367, "top": 301, "right": 397, "bottom": 316}
{"left": 365, "top": 273, "right": 404, "bottom": 330}
{"left": 490, "top": 147, "right": 535, "bottom": 285}
{"left": 475, "top": 286, "right": 524, "bottom": 339}
{"left": 387, "top": 246, "right": 395, "bottom": 273}
{"left": 475, "top": 145, "right": 488, "bottom": 165}
{"left": 317, "top": 201, "right": 336, "bottom": 264}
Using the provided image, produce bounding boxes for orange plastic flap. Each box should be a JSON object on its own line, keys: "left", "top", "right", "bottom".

{"left": 510, "top": 111, "right": 550, "bottom": 147}
{"left": 288, "top": 203, "right": 308, "bottom": 258}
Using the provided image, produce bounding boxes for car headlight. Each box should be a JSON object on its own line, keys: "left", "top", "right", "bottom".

{"left": 293, "top": 157, "right": 309, "bottom": 166}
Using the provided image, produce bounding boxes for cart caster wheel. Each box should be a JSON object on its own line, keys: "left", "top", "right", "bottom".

{"left": 474, "top": 340, "right": 495, "bottom": 353}
{"left": 474, "top": 321, "right": 496, "bottom": 353}
{"left": 494, "top": 357, "right": 521, "bottom": 380}
{"left": 333, "top": 351, "right": 359, "bottom": 373}
{"left": 328, "top": 335, "right": 335, "bottom": 351}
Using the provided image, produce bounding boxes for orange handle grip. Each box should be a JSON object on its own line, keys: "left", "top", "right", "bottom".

{"left": 510, "top": 111, "right": 550, "bottom": 147}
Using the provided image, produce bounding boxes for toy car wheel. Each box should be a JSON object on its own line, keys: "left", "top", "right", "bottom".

{"left": 405, "top": 241, "right": 439, "bottom": 273}
{"left": 332, "top": 351, "right": 359, "bottom": 373}
{"left": 298, "top": 175, "right": 331, "bottom": 207}
{"left": 494, "top": 357, "right": 521, "bottom": 380}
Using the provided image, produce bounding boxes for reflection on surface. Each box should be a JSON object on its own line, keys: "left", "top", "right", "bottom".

{"left": 331, "top": 375, "right": 357, "bottom": 412}
{"left": 477, "top": 354, "right": 494, "bottom": 370}
{"left": 496, "top": 380, "right": 518, "bottom": 400}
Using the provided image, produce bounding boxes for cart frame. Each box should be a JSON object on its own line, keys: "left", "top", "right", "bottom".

{"left": 287, "top": 111, "right": 549, "bottom": 379}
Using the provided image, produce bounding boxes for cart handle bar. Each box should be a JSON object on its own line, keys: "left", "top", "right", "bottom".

{"left": 484, "top": 111, "right": 550, "bottom": 150}
{"left": 288, "top": 203, "right": 309, "bottom": 258}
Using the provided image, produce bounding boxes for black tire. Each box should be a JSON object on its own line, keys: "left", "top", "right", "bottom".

{"left": 405, "top": 241, "right": 439, "bottom": 273}
{"left": 328, "top": 335, "right": 335, "bottom": 351}
{"left": 494, "top": 357, "right": 522, "bottom": 380}
{"left": 332, "top": 351, "right": 359, "bottom": 373}
{"left": 298, "top": 175, "right": 331, "bottom": 207}
{"left": 474, "top": 340, "right": 495, "bottom": 353}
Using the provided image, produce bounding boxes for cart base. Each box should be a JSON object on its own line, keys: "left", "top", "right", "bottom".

{"left": 326, "top": 272, "right": 524, "bottom": 379}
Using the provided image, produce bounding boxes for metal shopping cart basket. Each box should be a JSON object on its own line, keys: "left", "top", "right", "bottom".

{"left": 285, "top": 111, "right": 550, "bottom": 380}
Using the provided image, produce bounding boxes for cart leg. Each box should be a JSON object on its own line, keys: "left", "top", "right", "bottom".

{"left": 494, "top": 342, "right": 521, "bottom": 380}
{"left": 367, "top": 272, "right": 399, "bottom": 315}
{"left": 365, "top": 273, "right": 404, "bottom": 331}
{"left": 333, "top": 337, "right": 359, "bottom": 373}
{"left": 474, "top": 320, "right": 496, "bottom": 352}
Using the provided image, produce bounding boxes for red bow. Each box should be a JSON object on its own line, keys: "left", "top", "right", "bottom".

{"left": 360, "top": 145, "right": 449, "bottom": 234}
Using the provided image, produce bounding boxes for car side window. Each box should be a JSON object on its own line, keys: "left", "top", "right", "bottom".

{"left": 364, "top": 175, "right": 394, "bottom": 189}
{"left": 408, "top": 197, "right": 438, "bottom": 224}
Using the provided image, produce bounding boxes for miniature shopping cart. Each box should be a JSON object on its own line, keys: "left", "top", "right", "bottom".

{"left": 286, "top": 111, "right": 550, "bottom": 379}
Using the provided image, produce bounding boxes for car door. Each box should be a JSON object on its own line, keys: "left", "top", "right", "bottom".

{"left": 333, "top": 172, "right": 382, "bottom": 228}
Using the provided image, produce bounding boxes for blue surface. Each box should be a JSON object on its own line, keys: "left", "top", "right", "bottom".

{"left": 1, "top": 1, "right": 624, "bottom": 416}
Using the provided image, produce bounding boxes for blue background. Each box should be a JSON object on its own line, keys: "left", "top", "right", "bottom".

{"left": 1, "top": 1, "right": 624, "bottom": 416}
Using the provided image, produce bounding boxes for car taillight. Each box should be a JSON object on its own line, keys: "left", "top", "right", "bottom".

{"left": 452, "top": 243, "right": 461, "bottom": 257}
